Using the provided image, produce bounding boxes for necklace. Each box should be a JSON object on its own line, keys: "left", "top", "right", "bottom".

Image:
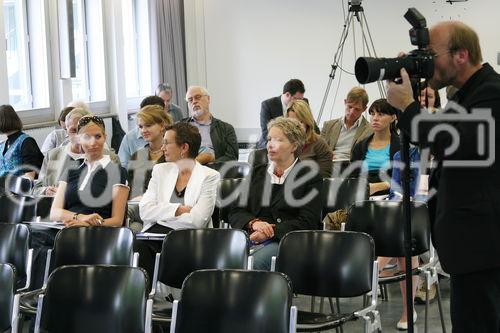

{"left": 149, "top": 147, "right": 162, "bottom": 155}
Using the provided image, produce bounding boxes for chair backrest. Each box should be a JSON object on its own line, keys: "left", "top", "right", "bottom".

{"left": 173, "top": 269, "right": 293, "bottom": 333}
{"left": 6, "top": 176, "right": 33, "bottom": 196}
{"left": 0, "top": 223, "right": 30, "bottom": 283}
{"left": 49, "top": 226, "right": 135, "bottom": 274}
{"left": 0, "top": 263, "right": 15, "bottom": 332}
{"left": 346, "top": 200, "right": 430, "bottom": 257}
{"left": 0, "top": 195, "right": 36, "bottom": 223}
{"left": 207, "top": 161, "right": 250, "bottom": 179}
{"left": 275, "top": 230, "right": 374, "bottom": 298}
{"left": 35, "top": 196, "right": 54, "bottom": 220}
{"left": 322, "top": 178, "right": 369, "bottom": 215}
{"left": 38, "top": 265, "right": 147, "bottom": 333}
{"left": 158, "top": 229, "right": 249, "bottom": 289}
{"left": 216, "top": 178, "right": 244, "bottom": 226}
{"left": 248, "top": 148, "right": 268, "bottom": 167}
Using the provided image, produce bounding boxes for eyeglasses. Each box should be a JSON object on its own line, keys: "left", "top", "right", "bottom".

{"left": 77, "top": 115, "right": 105, "bottom": 132}
{"left": 186, "top": 94, "right": 208, "bottom": 104}
{"left": 429, "top": 48, "right": 454, "bottom": 58}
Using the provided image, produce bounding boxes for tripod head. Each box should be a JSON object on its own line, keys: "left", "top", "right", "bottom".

{"left": 348, "top": 0, "right": 364, "bottom": 18}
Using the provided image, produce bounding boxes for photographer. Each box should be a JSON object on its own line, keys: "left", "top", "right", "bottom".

{"left": 387, "top": 21, "right": 500, "bottom": 332}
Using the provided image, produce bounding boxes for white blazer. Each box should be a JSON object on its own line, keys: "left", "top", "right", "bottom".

{"left": 139, "top": 161, "right": 220, "bottom": 230}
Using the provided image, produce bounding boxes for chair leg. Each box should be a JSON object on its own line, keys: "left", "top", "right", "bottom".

{"left": 319, "top": 297, "right": 324, "bottom": 313}
{"left": 336, "top": 297, "right": 341, "bottom": 314}
{"left": 425, "top": 286, "right": 429, "bottom": 333}
{"left": 436, "top": 282, "right": 447, "bottom": 333}
{"left": 383, "top": 284, "right": 389, "bottom": 301}
{"left": 328, "top": 297, "right": 336, "bottom": 314}
{"left": 310, "top": 296, "right": 315, "bottom": 312}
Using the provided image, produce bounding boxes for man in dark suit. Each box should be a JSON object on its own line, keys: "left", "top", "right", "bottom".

{"left": 388, "top": 21, "right": 500, "bottom": 332}
{"left": 257, "top": 79, "right": 305, "bottom": 148}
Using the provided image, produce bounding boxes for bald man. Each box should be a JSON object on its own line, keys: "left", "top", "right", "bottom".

{"left": 388, "top": 21, "right": 500, "bottom": 332}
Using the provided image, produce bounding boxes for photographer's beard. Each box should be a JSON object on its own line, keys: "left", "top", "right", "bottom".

{"left": 429, "top": 62, "right": 458, "bottom": 91}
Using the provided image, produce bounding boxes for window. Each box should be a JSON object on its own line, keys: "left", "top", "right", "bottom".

{"left": 3, "top": 0, "right": 49, "bottom": 111}
{"left": 122, "top": 0, "right": 151, "bottom": 98}
{"left": 71, "top": 0, "right": 107, "bottom": 102}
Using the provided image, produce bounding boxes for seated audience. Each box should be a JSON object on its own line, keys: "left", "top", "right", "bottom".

{"left": 30, "top": 115, "right": 128, "bottom": 289}
{"left": 33, "top": 108, "right": 119, "bottom": 196}
{"left": 40, "top": 106, "right": 74, "bottom": 155}
{"left": 118, "top": 95, "right": 167, "bottom": 168}
{"left": 156, "top": 82, "right": 184, "bottom": 122}
{"left": 229, "top": 117, "right": 322, "bottom": 270}
{"left": 128, "top": 105, "right": 173, "bottom": 198}
{"left": 49, "top": 115, "right": 129, "bottom": 226}
{"left": 420, "top": 86, "right": 441, "bottom": 113}
{"left": 321, "top": 87, "right": 372, "bottom": 160}
{"left": 136, "top": 123, "right": 220, "bottom": 280}
{"left": 182, "top": 86, "right": 238, "bottom": 164}
{"left": 350, "top": 98, "right": 400, "bottom": 196}
{"left": 286, "top": 100, "right": 332, "bottom": 177}
{"left": 0, "top": 104, "right": 43, "bottom": 180}
{"left": 257, "top": 79, "right": 306, "bottom": 149}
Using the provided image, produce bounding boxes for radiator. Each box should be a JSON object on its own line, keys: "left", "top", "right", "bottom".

{"left": 24, "top": 126, "right": 56, "bottom": 148}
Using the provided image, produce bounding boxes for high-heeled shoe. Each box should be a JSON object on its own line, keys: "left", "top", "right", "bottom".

{"left": 396, "top": 310, "right": 417, "bottom": 330}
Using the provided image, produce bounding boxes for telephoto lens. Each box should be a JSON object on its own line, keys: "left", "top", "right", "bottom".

{"left": 355, "top": 52, "right": 434, "bottom": 84}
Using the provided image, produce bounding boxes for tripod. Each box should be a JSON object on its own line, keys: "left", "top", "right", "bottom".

{"left": 316, "top": 0, "right": 385, "bottom": 124}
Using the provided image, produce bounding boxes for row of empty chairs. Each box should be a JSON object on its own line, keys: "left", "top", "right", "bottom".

{"left": 0, "top": 200, "right": 445, "bottom": 332}
{"left": 0, "top": 224, "right": 382, "bottom": 332}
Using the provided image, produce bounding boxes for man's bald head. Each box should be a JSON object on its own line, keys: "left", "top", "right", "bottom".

{"left": 430, "top": 21, "right": 482, "bottom": 66}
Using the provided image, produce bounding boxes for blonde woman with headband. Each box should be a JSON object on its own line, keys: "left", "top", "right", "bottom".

{"left": 50, "top": 115, "right": 129, "bottom": 227}
{"left": 29, "top": 115, "right": 129, "bottom": 289}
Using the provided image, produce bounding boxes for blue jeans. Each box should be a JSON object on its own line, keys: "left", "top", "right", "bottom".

{"left": 252, "top": 241, "right": 279, "bottom": 271}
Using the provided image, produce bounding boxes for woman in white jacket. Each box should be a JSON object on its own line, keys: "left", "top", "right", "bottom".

{"left": 136, "top": 122, "right": 220, "bottom": 281}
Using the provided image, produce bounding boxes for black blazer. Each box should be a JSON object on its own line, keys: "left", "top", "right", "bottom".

{"left": 258, "top": 97, "right": 283, "bottom": 148}
{"left": 257, "top": 96, "right": 319, "bottom": 149}
{"left": 349, "top": 132, "right": 401, "bottom": 180}
{"left": 398, "top": 63, "right": 500, "bottom": 274}
{"left": 229, "top": 161, "right": 323, "bottom": 240}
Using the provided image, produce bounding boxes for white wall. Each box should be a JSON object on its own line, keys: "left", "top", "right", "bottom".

{"left": 185, "top": 0, "right": 500, "bottom": 142}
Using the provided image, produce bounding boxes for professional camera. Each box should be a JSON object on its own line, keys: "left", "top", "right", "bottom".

{"left": 354, "top": 8, "right": 434, "bottom": 84}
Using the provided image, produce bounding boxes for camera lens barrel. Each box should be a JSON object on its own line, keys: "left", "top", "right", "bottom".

{"left": 355, "top": 54, "right": 434, "bottom": 84}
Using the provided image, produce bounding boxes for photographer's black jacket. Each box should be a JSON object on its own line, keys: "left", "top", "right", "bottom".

{"left": 398, "top": 63, "right": 500, "bottom": 275}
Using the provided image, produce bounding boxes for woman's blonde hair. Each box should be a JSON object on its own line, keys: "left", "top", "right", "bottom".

{"left": 267, "top": 117, "right": 305, "bottom": 158}
{"left": 137, "top": 105, "right": 173, "bottom": 127}
{"left": 286, "top": 99, "right": 317, "bottom": 143}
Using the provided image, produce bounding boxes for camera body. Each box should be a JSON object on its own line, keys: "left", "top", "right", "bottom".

{"left": 355, "top": 8, "right": 434, "bottom": 84}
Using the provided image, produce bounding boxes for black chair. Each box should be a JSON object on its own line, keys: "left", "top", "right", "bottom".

{"left": 0, "top": 223, "right": 33, "bottom": 291}
{"left": 44, "top": 226, "right": 137, "bottom": 281}
{"left": 20, "top": 226, "right": 137, "bottom": 315}
{"left": 0, "top": 195, "right": 36, "bottom": 223}
{"left": 346, "top": 200, "right": 446, "bottom": 333}
{"left": 0, "top": 263, "right": 19, "bottom": 333}
{"left": 34, "top": 196, "right": 54, "bottom": 220}
{"left": 216, "top": 178, "right": 244, "bottom": 228}
{"left": 151, "top": 229, "right": 250, "bottom": 324}
{"left": 6, "top": 176, "right": 33, "bottom": 196}
{"left": 248, "top": 148, "right": 268, "bottom": 167}
{"left": 170, "top": 269, "right": 297, "bottom": 333}
{"left": 34, "top": 265, "right": 151, "bottom": 333}
{"left": 271, "top": 230, "right": 381, "bottom": 332}
{"left": 206, "top": 161, "right": 250, "bottom": 179}
{"left": 322, "top": 178, "right": 370, "bottom": 218}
